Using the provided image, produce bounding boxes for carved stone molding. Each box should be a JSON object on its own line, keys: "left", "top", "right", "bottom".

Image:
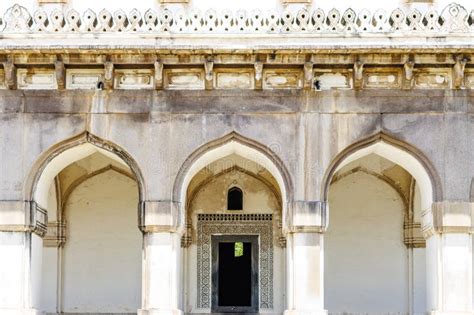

{"left": 181, "top": 221, "right": 192, "bottom": 248}
{"left": 27, "top": 201, "right": 48, "bottom": 238}
{"left": 0, "top": 52, "right": 472, "bottom": 91}
{"left": 404, "top": 222, "right": 425, "bottom": 248}
{"left": 196, "top": 213, "right": 273, "bottom": 309}
{"left": 44, "top": 221, "right": 66, "bottom": 247}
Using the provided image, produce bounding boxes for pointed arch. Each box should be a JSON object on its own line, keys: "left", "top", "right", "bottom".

{"left": 173, "top": 131, "right": 293, "bottom": 228}
{"left": 24, "top": 131, "right": 146, "bottom": 209}
{"left": 321, "top": 132, "right": 442, "bottom": 211}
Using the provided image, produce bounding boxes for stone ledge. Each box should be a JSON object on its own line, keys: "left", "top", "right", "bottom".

{"left": 422, "top": 201, "right": 474, "bottom": 237}
{"left": 0, "top": 201, "right": 47, "bottom": 237}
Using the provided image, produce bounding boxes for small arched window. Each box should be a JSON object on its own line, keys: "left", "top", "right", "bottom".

{"left": 227, "top": 187, "right": 243, "bottom": 210}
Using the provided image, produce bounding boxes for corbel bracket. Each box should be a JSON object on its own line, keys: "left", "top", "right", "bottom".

{"left": 154, "top": 59, "right": 163, "bottom": 89}
{"left": 55, "top": 58, "right": 66, "bottom": 90}
{"left": 453, "top": 55, "right": 468, "bottom": 89}
{"left": 304, "top": 61, "right": 314, "bottom": 90}
{"left": 404, "top": 60, "right": 415, "bottom": 81}
{"left": 104, "top": 61, "right": 114, "bottom": 89}
{"left": 3, "top": 57, "right": 16, "bottom": 90}
{"left": 204, "top": 57, "right": 214, "bottom": 82}
{"left": 353, "top": 60, "right": 364, "bottom": 89}
{"left": 254, "top": 60, "right": 264, "bottom": 90}
{"left": 403, "top": 59, "right": 415, "bottom": 89}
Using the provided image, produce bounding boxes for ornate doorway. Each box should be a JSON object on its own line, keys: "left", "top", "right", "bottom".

{"left": 211, "top": 235, "right": 259, "bottom": 313}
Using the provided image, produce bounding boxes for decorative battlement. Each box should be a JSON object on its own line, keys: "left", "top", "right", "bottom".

{"left": 2, "top": 3, "right": 473, "bottom": 35}
{"left": 0, "top": 4, "right": 472, "bottom": 91}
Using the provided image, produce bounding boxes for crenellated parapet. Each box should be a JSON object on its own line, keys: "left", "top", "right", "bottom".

{"left": 0, "top": 3, "right": 473, "bottom": 35}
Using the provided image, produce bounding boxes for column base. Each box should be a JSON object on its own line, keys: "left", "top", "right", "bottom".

{"left": 138, "top": 309, "right": 183, "bottom": 315}
{"left": 284, "top": 309, "right": 328, "bottom": 315}
{"left": 0, "top": 309, "right": 43, "bottom": 315}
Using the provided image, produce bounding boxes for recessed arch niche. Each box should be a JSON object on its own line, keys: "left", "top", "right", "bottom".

{"left": 174, "top": 132, "right": 292, "bottom": 314}
{"left": 26, "top": 132, "right": 145, "bottom": 314}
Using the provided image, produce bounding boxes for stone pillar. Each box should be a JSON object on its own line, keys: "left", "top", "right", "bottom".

{"left": 139, "top": 201, "right": 183, "bottom": 315}
{"left": 423, "top": 202, "right": 474, "bottom": 315}
{"left": 0, "top": 201, "right": 47, "bottom": 315}
{"left": 284, "top": 201, "right": 328, "bottom": 315}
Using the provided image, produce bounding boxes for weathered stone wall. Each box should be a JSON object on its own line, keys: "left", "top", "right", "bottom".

{"left": 1, "top": 89, "right": 471, "bottom": 206}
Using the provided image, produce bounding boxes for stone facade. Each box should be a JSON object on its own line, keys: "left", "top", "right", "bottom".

{"left": 0, "top": 1, "right": 473, "bottom": 315}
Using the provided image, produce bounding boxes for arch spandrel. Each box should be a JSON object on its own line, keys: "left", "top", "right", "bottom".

{"left": 321, "top": 132, "right": 442, "bottom": 233}
{"left": 25, "top": 132, "right": 146, "bottom": 210}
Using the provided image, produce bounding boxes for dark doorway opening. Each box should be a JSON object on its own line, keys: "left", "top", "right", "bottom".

{"left": 218, "top": 242, "right": 252, "bottom": 306}
{"left": 212, "top": 235, "right": 259, "bottom": 313}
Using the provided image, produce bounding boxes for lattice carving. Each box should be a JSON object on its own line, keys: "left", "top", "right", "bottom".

{"left": 342, "top": 9, "right": 356, "bottom": 32}
{"left": 357, "top": 9, "right": 371, "bottom": 32}
{"left": 128, "top": 9, "right": 142, "bottom": 32}
{"left": 423, "top": 9, "right": 440, "bottom": 31}
{"left": 196, "top": 213, "right": 273, "bottom": 309}
{"left": 440, "top": 3, "right": 469, "bottom": 32}
{"left": 66, "top": 9, "right": 81, "bottom": 32}
{"left": 4, "top": 4, "right": 31, "bottom": 32}
{"left": 390, "top": 8, "right": 405, "bottom": 31}
{"left": 373, "top": 9, "right": 389, "bottom": 32}
{"left": 144, "top": 9, "right": 158, "bottom": 32}
{"left": 1, "top": 4, "right": 474, "bottom": 34}
{"left": 410, "top": 9, "right": 424, "bottom": 31}
{"left": 50, "top": 9, "right": 65, "bottom": 32}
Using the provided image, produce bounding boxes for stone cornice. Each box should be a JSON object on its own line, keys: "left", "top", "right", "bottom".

{"left": 0, "top": 3, "right": 474, "bottom": 51}
{"left": 0, "top": 51, "right": 473, "bottom": 91}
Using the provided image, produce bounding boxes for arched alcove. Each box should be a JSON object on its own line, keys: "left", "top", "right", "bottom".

{"left": 322, "top": 132, "right": 440, "bottom": 315}
{"left": 174, "top": 132, "right": 291, "bottom": 314}
{"left": 25, "top": 132, "right": 145, "bottom": 314}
